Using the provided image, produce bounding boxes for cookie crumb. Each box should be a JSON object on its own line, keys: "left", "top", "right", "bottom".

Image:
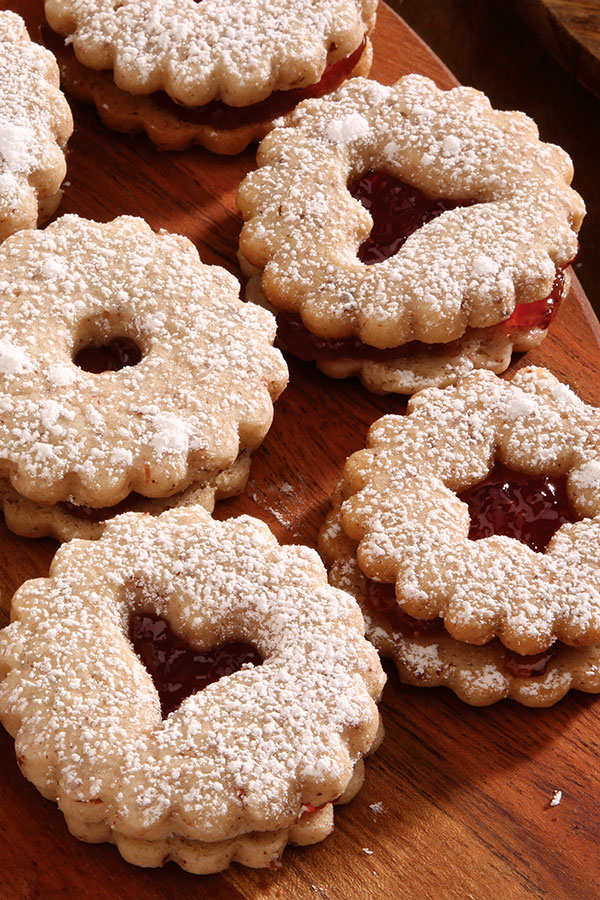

{"left": 369, "top": 801, "right": 384, "bottom": 815}
{"left": 550, "top": 790, "right": 562, "bottom": 807}
{"left": 362, "top": 847, "right": 374, "bottom": 855}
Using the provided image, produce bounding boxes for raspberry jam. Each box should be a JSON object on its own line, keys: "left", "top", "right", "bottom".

{"left": 130, "top": 612, "right": 262, "bottom": 718}
{"left": 503, "top": 269, "right": 565, "bottom": 331}
{"left": 348, "top": 171, "right": 468, "bottom": 265}
{"left": 366, "top": 580, "right": 444, "bottom": 636}
{"left": 153, "top": 38, "right": 367, "bottom": 129}
{"left": 460, "top": 462, "right": 575, "bottom": 554}
{"left": 74, "top": 337, "right": 142, "bottom": 373}
{"left": 503, "top": 643, "right": 561, "bottom": 678}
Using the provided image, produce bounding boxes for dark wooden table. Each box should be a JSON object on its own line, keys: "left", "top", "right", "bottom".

{"left": 393, "top": 0, "right": 600, "bottom": 320}
{"left": 1, "top": 3, "right": 599, "bottom": 899}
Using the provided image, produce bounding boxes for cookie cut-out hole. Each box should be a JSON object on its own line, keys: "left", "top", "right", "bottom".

{"left": 460, "top": 462, "right": 576, "bottom": 553}
{"left": 74, "top": 337, "right": 143, "bottom": 373}
{"left": 348, "top": 171, "right": 470, "bottom": 264}
{"left": 129, "top": 612, "right": 263, "bottom": 718}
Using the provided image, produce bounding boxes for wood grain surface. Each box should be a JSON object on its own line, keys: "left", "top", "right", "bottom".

{"left": 515, "top": 0, "right": 600, "bottom": 98}
{"left": 1, "top": 3, "right": 600, "bottom": 899}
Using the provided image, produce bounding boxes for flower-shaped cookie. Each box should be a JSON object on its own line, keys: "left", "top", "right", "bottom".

{"left": 45, "top": 0, "right": 375, "bottom": 153}
{"left": 0, "top": 507, "right": 384, "bottom": 872}
{"left": 339, "top": 367, "right": 600, "bottom": 654}
{"left": 238, "top": 76, "right": 584, "bottom": 392}
{"left": 0, "top": 12, "right": 72, "bottom": 240}
{"left": 0, "top": 215, "right": 288, "bottom": 507}
{"left": 320, "top": 501, "right": 600, "bottom": 706}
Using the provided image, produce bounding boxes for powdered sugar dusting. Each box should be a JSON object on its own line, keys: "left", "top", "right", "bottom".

{"left": 0, "top": 508, "right": 384, "bottom": 856}
{"left": 337, "top": 367, "right": 600, "bottom": 654}
{"left": 0, "top": 214, "right": 288, "bottom": 506}
{"left": 0, "top": 12, "right": 72, "bottom": 239}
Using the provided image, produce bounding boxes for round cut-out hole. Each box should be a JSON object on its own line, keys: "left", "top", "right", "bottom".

{"left": 348, "top": 171, "right": 470, "bottom": 265}
{"left": 130, "top": 612, "right": 263, "bottom": 718}
{"left": 74, "top": 337, "right": 142, "bottom": 373}
{"left": 460, "top": 462, "right": 575, "bottom": 554}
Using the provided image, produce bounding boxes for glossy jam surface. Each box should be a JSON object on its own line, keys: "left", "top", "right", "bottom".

{"left": 461, "top": 462, "right": 575, "bottom": 554}
{"left": 130, "top": 613, "right": 262, "bottom": 718}
{"left": 276, "top": 311, "right": 422, "bottom": 362}
{"left": 74, "top": 337, "right": 142, "bottom": 373}
{"left": 154, "top": 38, "right": 366, "bottom": 129}
{"left": 349, "top": 171, "right": 468, "bottom": 265}
{"left": 503, "top": 643, "right": 561, "bottom": 678}
{"left": 366, "top": 580, "right": 444, "bottom": 636}
{"left": 503, "top": 269, "right": 565, "bottom": 331}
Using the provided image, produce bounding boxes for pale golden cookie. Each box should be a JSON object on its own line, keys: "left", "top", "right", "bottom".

{"left": 0, "top": 506, "right": 385, "bottom": 872}
{"left": 0, "top": 12, "right": 72, "bottom": 240}
{"left": 45, "top": 0, "right": 375, "bottom": 153}
{"left": 319, "top": 501, "right": 600, "bottom": 706}
{"left": 339, "top": 367, "right": 600, "bottom": 654}
{"left": 238, "top": 76, "right": 584, "bottom": 393}
{"left": 0, "top": 215, "right": 288, "bottom": 509}
{"left": 0, "top": 454, "right": 251, "bottom": 542}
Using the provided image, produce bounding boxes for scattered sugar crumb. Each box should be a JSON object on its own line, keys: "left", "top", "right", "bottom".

{"left": 550, "top": 790, "right": 562, "bottom": 807}
{"left": 362, "top": 847, "right": 374, "bottom": 855}
{"left": 369, "top": 801, "right": 384, "bottom": 815}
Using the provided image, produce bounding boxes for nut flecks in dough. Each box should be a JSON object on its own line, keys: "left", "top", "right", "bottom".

{"left": 0, "top": 506, "right": 385, "bottom": 872}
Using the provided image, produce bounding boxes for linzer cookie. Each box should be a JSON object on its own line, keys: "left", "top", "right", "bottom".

{"left": 44, "top": 0, "right": 375, "bottom": 154}
{"left": 0, "top": 214, "right": 288, "bottom": 538}
{"left": 0, "top": 507, "right": 385, "bottom": 872}
{"left": 0, "top": 11, "right": 72, "bottom": 241}
{"left": 238, "top": 76, "right": 585, "bottom": 394}
{"left": 318, "top": 367, "right": 600, "bottom": 705}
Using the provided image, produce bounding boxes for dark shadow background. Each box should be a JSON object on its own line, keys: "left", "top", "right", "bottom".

{"left": 387, "top": 0, "right": 600, "bottom": 320}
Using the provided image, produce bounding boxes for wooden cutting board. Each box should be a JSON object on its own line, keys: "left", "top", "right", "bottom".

{"left": 515, "top": 0, "right": 600, "bottom": 99}
{"left": 1, "top": 3, "right": 600, "bottom": 898}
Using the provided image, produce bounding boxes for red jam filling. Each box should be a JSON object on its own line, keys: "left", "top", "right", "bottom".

{"left": 74, "top": 337, "right": 142, "bottom": 373}
{"left": 366, "top": 580, "right": 444, "bottom": 637}
{"left": 365, "top": 579, "right": 562, "bottom": 678}
{"left": 460, "top": 462, "right": 575, "bottom": 554}
{"left": 276, "top": 172, "right": 567, "bottom": 362}
{"left": 348, "top": 171, "right": 469, "bottom": 265}
{"left": 129, "top": 612, "right": 262, "bottom": 718}
{"left": 153, "top": 38, "right": 367, "bottom": 129}
{"left": 503, "top": 269, "right": 565, "bottom": 331}
{"left": 503, "top": 643, "right": 561, "bottom": 678}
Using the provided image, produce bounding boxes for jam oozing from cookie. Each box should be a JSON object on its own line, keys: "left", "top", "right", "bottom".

{"left": 130, "top": 612, "right": 263, "bottom": 717}
{"left": 367, "top": 578, "right": 564, "bottom": 678}
{"left": 460, "top": 462, "right": 575, "bottom": 553}
{"left": 74, "top": 337, "right": 142, "bottom": 373}
{"left": 153, "top": 38, "right": 367, "bottom": 130}
{"left": 503, "top": 643, "right": 561, "bottom": 678}
{"left": 366, "top": 579, "right": 444, "bottom": 636}
{"left": 503, "top": 269, "right": 565, "bottom": 331}
{"left": 348, "top": 171, "right": 469, "bottom": 265}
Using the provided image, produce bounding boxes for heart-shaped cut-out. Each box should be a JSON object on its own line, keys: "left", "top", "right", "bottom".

{"left": 130, "top": 612, "right": 262, "bottom": 717}
{"left": 460, "top": 462, "right": 575, "bottom": 554}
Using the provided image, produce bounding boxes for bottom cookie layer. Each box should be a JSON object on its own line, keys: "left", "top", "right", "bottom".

{"left": 0, "top": 454, "right": 251, "bottom": 542}
{"left": 319, "top": 503, "right": 600, "bottom": 706}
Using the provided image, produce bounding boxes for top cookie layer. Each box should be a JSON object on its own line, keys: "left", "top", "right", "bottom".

{"left": 45, "top": 0, "right": 376, "bottom": 106}
{"left": 0, "top": 506, "right": 384, "bottom": 843}
{"left": 0, "top": 12, "right": 73, "bottom": 241}
{"left": 0, "top": 215, "right": 288, "bottom": 506}
{"left": 238, "top": 76, "right": 584, "bottom": 347}
{"left": 340, "top": 367, "right": 600, "bottom": 653}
